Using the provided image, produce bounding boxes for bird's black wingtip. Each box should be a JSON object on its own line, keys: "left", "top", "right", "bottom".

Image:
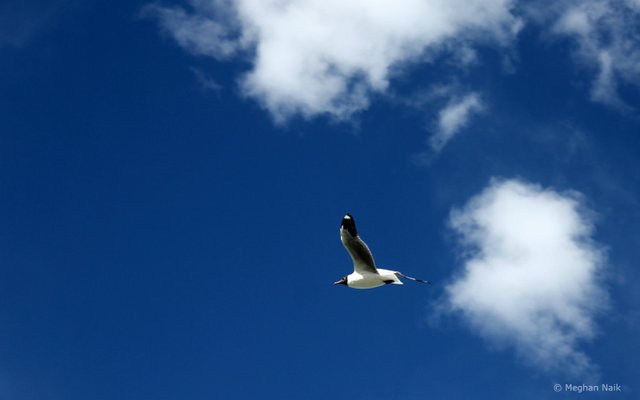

{"left": 341, "top": 213, "right": 358, "bottom": 236}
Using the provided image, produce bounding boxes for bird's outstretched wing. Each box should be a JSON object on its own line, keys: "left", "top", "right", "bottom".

{"left": 340, "top": 214, "right": 378, "bottom": 275}
{"left": 396, "top": 272, "right": 431, "bottom": 284}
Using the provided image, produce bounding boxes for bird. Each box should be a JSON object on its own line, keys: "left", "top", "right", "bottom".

{"left": 334, "top": 213, "right": 430, "bottom": 289}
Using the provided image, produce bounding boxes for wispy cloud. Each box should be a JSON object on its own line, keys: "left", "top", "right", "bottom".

{"left": 543, "top": 0, "right": 640, "bottom": 110}
{"left": 143, "top": 1, "right": 640, "bottom": 121}
{"left": 443, "top": 179, "right": 608, "bottom": 377}
{"left": 142, "top": 0, "right": 240, "bottom": 60}
{"left": 190, "top": 67, "right": 222, "bottom": 92}
{"left": 430, "top": 92, "right": 484, "bottom": 152}
{"left": 144, "top": 0, "right": 521, "bottom": 122}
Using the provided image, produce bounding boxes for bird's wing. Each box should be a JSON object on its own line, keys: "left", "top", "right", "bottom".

{"left": 340, "top": 214, "right": 378, "bottom": 275}
{"left": 396, "top": 272, "right": 431, "bottom": 284}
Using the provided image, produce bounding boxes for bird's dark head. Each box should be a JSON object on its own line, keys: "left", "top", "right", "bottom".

{"left": 341, "top": 213, "right": 358, "bottom": 236}
{"left": 333, "top": 276, "right": 348, "bottom": 286}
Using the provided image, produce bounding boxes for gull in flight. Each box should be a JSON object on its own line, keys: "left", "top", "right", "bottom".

{"left": 334, "top": 214, "right": 430, "bottom": 289}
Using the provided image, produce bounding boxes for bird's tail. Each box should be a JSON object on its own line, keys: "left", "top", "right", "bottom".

{"left": 396, "top": 272, "right": 431, "bottom": 284}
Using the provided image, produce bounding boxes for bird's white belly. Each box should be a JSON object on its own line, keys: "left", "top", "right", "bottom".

{"left": 347, "top": 272, "right": 386, "bottom": 289}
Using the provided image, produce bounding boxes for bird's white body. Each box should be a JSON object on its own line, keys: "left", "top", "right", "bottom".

{"left": 346, "top": 269, "right": 403, "bottom": 289}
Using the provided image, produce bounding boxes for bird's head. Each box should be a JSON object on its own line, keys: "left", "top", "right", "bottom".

{"left": 333, "top": 276, "right": 348, "bottom": 286}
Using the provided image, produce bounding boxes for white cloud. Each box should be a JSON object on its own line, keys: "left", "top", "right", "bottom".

{"left": 444, "top": 179, "right": 608, "bottom": 377}
{"left": 548, "top": 0, "right": 640, "bottom": 109}
{"left": 143, "top": 0, "right": 240, "bottom": 59}
{"left": 429, "top": 92, "right": 484, "bottom": 152}
{"left": 144, "top": 1, "right": 640, "bottom": 120}
{"left": 146, "top": 0, "right": 521, "bottom": 122}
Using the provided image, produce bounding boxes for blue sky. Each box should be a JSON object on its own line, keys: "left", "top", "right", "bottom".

{"left": 1, "top": 0, "right": 639, "bottom": 399}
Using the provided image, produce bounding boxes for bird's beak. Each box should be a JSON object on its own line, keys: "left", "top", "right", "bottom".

{"left": 333, "top": 277, "right": 347, "bottom": 286}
